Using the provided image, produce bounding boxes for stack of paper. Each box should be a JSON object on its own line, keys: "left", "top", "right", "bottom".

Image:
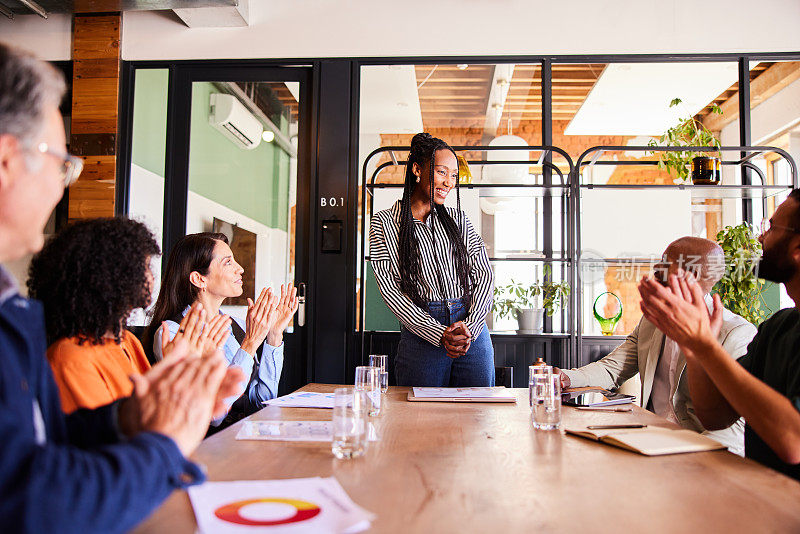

{"left": 262, "top": 392, "right": 337, "bottom": 409}
{"left": 235, "top": 421, "right": 378, "bottom": 442}
{"left": 408, "top": 387, "right": 517, "bottom": 403}
{"left": 189, "top": 477, "right": 375, "bottom": 533}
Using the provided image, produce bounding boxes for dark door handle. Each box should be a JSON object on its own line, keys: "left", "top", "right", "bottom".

{"left": 297, "top": 282, "right": 306, "bottom": 327}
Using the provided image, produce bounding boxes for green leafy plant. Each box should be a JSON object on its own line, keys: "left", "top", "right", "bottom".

{"left": 713, "top": 223, "right": 770, "bottom": 325}
{"left": 648, "top": 97, "right": 723, "bottom": 183}
{"left": 493, "top": 266, "right": 570, "bottom": 319}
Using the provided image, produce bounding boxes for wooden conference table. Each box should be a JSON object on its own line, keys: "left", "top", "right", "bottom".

{"left": 134, "top": 384, "right": 800, "bottom": 533}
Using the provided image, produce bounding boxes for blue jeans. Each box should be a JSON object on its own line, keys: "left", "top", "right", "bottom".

{"left": 395, "top": 298, "right": 495, "bottom": 387}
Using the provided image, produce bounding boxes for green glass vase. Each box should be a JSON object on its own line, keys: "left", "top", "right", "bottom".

{"left": 593, "top": 292, "right": 623, "bottom": 336}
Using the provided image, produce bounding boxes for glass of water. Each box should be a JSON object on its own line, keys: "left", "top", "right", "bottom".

{"left": 529, "top": 362, "right": 552, "bottom": 407}
{"left": 530, "top": 369, "right": 561, "bottom": 430}
{"left": 368, "top": 354, "right": 389, "bottom": 394}
{"left": 355, "top": 365, "right": 381, "bottom": 416}
{"left": 332, "top": 388, "right": 368, "bottom": 459}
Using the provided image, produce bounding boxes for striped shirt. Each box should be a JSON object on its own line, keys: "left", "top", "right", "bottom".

{"left": 369, "top": 200, "right": 494, "bottom": 346}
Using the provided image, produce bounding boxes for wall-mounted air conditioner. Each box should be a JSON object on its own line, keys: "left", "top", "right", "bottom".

{"left": 209, "top": 93, "right": 264, "bottom": 150}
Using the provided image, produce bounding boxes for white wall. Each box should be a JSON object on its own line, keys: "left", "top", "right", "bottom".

{"left": 0, "top": 14, "right": 72, "bottom": 60}
{"left": 6, "top": 1, "right": 800, "bottom": 61}
{"left": 119, "top": 0, "right": 800, "bottom": 60}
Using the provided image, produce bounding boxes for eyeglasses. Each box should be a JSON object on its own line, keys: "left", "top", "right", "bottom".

{"left": 760, "top": 218, "right": 800, "bottom": 235}
{"left": 26, "top": 142, "right": 84, "bottom": 188}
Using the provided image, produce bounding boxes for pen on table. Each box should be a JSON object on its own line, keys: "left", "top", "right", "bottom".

{"left": 586, "top": 424, "right": 647, "bottom": 430}
{"left": 576, "top": 407, "right": 632, "bottom": 413}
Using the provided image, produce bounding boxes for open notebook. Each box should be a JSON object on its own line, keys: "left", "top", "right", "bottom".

{"left": 565, "top": 426, "right": 726, "bottom": 456}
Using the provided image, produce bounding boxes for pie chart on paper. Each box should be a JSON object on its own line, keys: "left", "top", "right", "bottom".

{"left": 214, "top": 498, "right": 322, "bottom": 526}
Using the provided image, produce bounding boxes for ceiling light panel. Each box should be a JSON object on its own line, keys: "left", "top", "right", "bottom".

{"left": 565, "top": 62, "right": 739, "bottom": 136}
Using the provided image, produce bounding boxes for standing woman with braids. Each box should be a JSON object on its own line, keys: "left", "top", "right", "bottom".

{"left": 369, "top": 133, "right": 495, "bottom": 386}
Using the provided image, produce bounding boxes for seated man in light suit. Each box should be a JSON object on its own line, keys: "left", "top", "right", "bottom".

{"left": 557, "top": 237, "right": 757, "bottom": 455}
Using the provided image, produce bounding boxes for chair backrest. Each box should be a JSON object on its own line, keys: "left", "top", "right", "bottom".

{"left": 495, "top": 366, "right": 513, "bottom": 388}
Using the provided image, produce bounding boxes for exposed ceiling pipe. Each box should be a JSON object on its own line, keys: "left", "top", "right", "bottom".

{"left": 0, "top": 3, "right": 14, "bottom": 19}
{"left": 483, "top": 64, "right": 516, "bottom": 137}
{"left": 18, "top": 0, "right": 48, "bottom": 18}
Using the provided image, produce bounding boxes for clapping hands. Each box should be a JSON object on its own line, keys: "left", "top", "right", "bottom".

{"left": 241, "top": 288, "right": 278, "bottom": 356}
{"left": 267, "top": 283, "right": 300, "bottom": 346}
{"left": 159, "top": 303, "right": 232, "bottom": 361}
{"left": 119, "top": 303, "right": 245, "bottom": 457}
{"left": 638, "top": 269, "right": 723, "bottom": 358}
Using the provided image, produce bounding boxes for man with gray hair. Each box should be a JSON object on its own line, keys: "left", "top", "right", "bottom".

{"left": 556, "top": 237, "right": 757, "bottom": 454}
{"left": 0, "top": 43, "right": 243, "bottom": 533}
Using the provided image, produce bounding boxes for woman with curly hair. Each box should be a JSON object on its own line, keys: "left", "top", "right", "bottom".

{"left": 369, "top": 133, "right": 495, "bottom": 386}
{"left": 26, "top": 217, "right": 230, "bottom": 413}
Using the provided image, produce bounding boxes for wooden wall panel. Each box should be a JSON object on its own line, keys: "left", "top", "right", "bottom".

{"left": 69, "top": 13, "right": 121, "bottom": 221}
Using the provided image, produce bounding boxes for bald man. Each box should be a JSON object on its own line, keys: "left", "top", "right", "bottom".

{"left": 559, "top": 237, "right": 757, "bottom": 454}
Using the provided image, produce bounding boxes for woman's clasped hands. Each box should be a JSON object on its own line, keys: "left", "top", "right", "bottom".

{"left": 442, "top": 321, "right": 472, "bottom": 359}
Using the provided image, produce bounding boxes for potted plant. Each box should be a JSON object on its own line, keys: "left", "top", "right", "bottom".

{"left": 493, "top": 266, "right": 570, "bottom": 333}
{"left": 648, "top": 98, "right": 723, "bottom": 185}
{"left": 714, "top": 223, "right": 771, "bottom": 325}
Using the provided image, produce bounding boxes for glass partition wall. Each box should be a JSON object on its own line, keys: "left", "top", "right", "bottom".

{"left": 357, "top": 58, "right": 799, "bottom": 375}
{"left": 186, "top": 80, "right": 298, "bottom": 322}
{"left": 124, "top": 64, "right": 310, "bottom": 397}
{"left": 127, "top": 68, "right": 168, "bottom": 325}
{"left": 122, "top": 54, "right": 800, "bottom": 386}
{"left": 358, "top": 63, "right": 568, "bottom": 339}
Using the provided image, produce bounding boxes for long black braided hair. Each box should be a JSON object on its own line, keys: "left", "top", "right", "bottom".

{"left": 398, "top": 133, "right": 473, "bottom": 311}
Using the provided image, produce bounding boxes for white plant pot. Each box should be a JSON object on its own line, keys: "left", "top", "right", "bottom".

{"left": 516, "top": 308, "right": 544, "bottom": 334}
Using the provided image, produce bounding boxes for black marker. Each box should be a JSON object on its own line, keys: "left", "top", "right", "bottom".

{"left": 587, "top": 424, "right": 647, "bottom": 430}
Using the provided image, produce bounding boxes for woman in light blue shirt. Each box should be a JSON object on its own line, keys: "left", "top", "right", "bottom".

{"left": 144, "top": 232, "right": 298, "bottom": 430}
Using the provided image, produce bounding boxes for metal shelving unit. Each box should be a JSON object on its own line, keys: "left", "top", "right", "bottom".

{"left": 571, "top": 145, "right": 798, "bottom": 367}
{"left": 356, "top": 143, "right": 798, "bottom": 375}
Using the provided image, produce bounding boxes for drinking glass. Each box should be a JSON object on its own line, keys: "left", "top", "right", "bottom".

{"left": 529, "top": 362, "right": 552, "bottom": 407}
{"left": 530, "top": 370, "right": 561, "bottom": 430}
{"left": 355, "top": 365, "right": 381, "bottom": 416}
{"left": 369, "top": 354, "right": 389, "bottom": 394}
{"left": 332, "top": 388, "right": 368, "bottom": 459}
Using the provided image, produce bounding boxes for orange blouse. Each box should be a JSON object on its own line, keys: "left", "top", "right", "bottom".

{"left": 47, "top": 330, "right": 151, "bottom": 413}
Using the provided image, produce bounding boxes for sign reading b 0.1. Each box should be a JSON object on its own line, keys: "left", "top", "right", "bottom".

{"left": 320, "top": 197, "right": 345, "bottom": 207}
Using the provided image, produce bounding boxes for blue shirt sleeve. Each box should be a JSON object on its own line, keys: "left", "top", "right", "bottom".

{"left": 0, "top": 385, "right": 205, "bottom": 534}
{"left": 228, "top": 317, "right": 283, "bottom": 404}
{"left": 65, "top": 400, "right": 123, "bottom": 447}
{"left": 248, "top": 341, "right": 284, "bottom": 404}
{"left": 152, "top": 320, "right": 180, "bottom": 361}
{"left": 204, "top": 318, "right": 285, "bottom": 423}
{"left": 0, "top": 415, "right": 205, "bottom": 533}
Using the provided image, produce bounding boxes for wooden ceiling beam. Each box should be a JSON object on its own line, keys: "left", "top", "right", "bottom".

{"left": 703, "top": 61, "right": 800, "bottom": 131}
